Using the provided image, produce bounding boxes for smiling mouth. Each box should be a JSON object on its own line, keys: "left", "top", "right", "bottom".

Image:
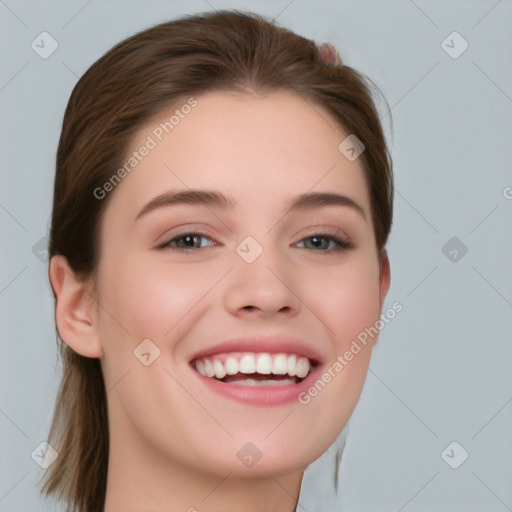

{"left": 192, "top": 352, "right": 314, "bottom": 386}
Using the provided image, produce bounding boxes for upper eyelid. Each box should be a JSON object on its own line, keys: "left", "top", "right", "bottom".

{"left": 156, "top": 224, "right": 218, "bottom": 242}
{"left": 152, "top": 216, "right": 353, "bottom": 240}
{"left": 160, "top": 223, "right": 350, "bottom": 238}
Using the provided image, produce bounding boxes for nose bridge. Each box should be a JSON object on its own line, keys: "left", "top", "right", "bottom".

{"left": 222, "top": 234, "right": 302, "bottom": 316}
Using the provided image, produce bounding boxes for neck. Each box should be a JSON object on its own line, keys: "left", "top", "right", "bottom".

{"left": 103, "top": 420, "right": 304, "bottom": 512}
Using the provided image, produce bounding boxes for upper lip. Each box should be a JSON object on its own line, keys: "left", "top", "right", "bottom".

{"left": 189, "top": 334, "right": 325, "bottom": 365}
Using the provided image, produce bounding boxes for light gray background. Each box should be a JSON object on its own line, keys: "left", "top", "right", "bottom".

{"left": 1, "top": 0, "right": 511, "bottom": 510}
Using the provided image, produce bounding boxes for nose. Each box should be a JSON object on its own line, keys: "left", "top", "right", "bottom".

{"left": 222, "top": 245, "right": 302, "bottom": 319}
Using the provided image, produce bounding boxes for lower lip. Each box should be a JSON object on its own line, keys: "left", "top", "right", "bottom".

{"left": 191, "top": 365, "right": 321, "bottom": 406}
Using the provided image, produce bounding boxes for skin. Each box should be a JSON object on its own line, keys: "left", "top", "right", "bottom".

{"left": 49, "top": 89, "right": 390, "bottom": 512}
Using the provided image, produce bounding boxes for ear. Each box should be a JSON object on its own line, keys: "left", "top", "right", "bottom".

{"left": 379, "top": 250, "right": 391, "bottom": 308}
{"left": 48, "top": 255, "right": 103, "bottom": 358}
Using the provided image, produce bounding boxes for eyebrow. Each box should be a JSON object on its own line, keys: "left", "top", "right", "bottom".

{"left": 135, "top": 189, "right": 366, "bottom": 221}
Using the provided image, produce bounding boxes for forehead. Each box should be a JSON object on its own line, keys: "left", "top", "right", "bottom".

{"left": 103, "top": 90, "right": 370, "bottom": 222}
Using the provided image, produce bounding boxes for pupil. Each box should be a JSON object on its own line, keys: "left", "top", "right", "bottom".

{"left": 311, "top": 236, "right": 324, "bottom": 248}
{"left": 184, "top": 235, "right": 198, "bottom": 247}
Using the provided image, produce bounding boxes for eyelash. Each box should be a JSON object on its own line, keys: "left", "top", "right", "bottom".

{"left": 157, "top": 232, "right": 353, "bottom": 254}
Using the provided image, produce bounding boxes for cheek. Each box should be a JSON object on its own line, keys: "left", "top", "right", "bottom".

{"left": 310, "top": 255, "right": 382, "bottom": 345}
{"left": 96, "top": 254, "right": 222, "bottom": 352}
{"left": 295, "top": 255, "right": 381, "bottom": 426}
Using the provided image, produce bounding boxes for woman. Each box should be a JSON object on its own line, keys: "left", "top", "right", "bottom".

{"left": 42, "top": 9, "right": 393, "bottom": 511}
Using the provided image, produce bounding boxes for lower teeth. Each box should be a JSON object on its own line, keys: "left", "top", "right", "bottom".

{"left": 221, "top": 377, "right": 298, "bottom": 387}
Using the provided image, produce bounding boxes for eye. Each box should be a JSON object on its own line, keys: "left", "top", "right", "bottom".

{"left": 158, "top": 232, "right": 216, "bottom": 251}
{"left": 296, "top": 234, "right": 353, "bottom": 253}
{"left": 157, "top": 232, "right": 352, "bottom": 253}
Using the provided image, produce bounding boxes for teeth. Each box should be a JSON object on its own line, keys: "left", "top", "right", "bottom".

{"left": 225, "top": 357, "right": 239, "bottom": 375}
{"left": 203, "top": 358, "right": 214, "bottom": 378}
{"left": 296, "top": 357, "right": 310, "bottom": 378}
{"left": 195, "top": 358, "right": 206, "bottom": 376}
{"left": 229, "top": 378, "right": 297, "bottom": 387}
{"left": 213, "top": 360, "right": 226, "bottom": 379}
{"left": 287, "top": 354, "right": 297, "bottom": 377}
{"left": 194, "top": 352, "right": 312, "bottom": 381}
{"left": 239, "top": 354, "right": 256, "bottom": 374}
{"left": 272, "top": 354, "right": 288, "bottom": 375}
{"left": 255, "top": 353, "right": 272, "bottom": 374}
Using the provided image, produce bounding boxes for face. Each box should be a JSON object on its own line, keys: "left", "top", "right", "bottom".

{"left": 92, "top": 90, "right": 389, "bottom": 477}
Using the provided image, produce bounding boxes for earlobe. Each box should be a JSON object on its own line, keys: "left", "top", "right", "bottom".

{"left": 48, "top": 255, "right": 103, "bottom": 358}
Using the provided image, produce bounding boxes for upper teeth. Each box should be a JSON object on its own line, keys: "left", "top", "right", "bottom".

{"left": 194, "top": 353, "right": 311, "bottom": 379}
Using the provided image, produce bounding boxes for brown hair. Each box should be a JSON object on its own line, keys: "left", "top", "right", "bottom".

{"left": 41, "top": 9, "right": 393, "bottom": 511}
